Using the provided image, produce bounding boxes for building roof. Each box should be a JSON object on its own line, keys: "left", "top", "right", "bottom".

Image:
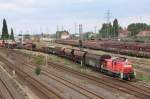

{"left": 119, "top": 29, "right": 130, "bottom": 35}
{"left": 137, "top": 30, "right": 150, "bottom": 36}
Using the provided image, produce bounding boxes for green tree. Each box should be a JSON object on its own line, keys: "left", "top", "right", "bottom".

{"left": 1, "top": 18, "right": 9, "bottom": 39}
{"left": 10, "top": 28, "right": 15, "bottom": 40}
{"left": 112, "top": 19, "right": 119, "bottom": 37}
{"left": 83, "top": 32, "right": 92, "bottom": 40}
{"left": 56, "top": 31, "right": 61, "bottom": 39}
{"left": 99, "top": 23, "right": 113, "bottom": 38}
{"left": 127, "top": 23, "right": 150, "bottom": 36}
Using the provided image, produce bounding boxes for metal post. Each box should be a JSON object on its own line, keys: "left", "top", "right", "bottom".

{"left": 79, "top": 24, "right": 83, "bottom": 66}
{"left": 45, "top": 54, "right": 48, "bottom": 67}
{"left": 21, "top": 31, "right": 23, "bottom": 44}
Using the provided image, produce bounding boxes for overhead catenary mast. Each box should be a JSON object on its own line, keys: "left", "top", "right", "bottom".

{"left": 74, "top": 23, "right": 77, "bottom": 34}
{"left": 79, "top": 24, "right": 83, "bottom": 66}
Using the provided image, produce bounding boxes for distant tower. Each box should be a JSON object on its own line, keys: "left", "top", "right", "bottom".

{"left": 105, "top": 10, "right": 111, "bottom": 23}
{"left": 105, "top": 10, "right": 112, "bottom": 38}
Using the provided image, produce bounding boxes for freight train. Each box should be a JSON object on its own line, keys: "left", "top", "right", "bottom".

{"left": 0, "top": 41, "right": 136, "bottom": 80}
{"left": 34, "top": 45, "right": 136, "bottom": 80}
{"left": 55, "top": 40, "right": 150, "bottom": 58}
{"left": 0, "top": 40, "right": 17, "bottom": 48}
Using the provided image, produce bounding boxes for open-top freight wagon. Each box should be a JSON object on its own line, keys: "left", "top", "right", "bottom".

{"left": 55, "top": 40, "right": 150, "bottom": 58}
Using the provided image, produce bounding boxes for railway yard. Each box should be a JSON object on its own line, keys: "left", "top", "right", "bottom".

{"left": 0, "top": 40, "right": 150, "bottom": 99}
{"left": 1, "top": 0, "right": 150, "bottom": 98}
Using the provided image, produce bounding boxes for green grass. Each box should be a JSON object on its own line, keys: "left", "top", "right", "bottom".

{"left": 132, "top": 64, "right": 140, "bottom": 69}
{"left": 80, "top": 80, "right": 88, "bottom": 85}
{"left": 138, "top": 75, "right": 150, "bottom": 82}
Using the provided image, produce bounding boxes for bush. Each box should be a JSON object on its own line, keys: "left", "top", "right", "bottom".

{"left": 35, "top": 67, "right": 41, "bottom": 76}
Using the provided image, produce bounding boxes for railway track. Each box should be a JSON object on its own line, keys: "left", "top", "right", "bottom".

{"left": 2, "top": 49, "right": 150, "bottom": 99}
{"left": 13, "top": 48, "right": 149, "bottom": 99}
{"left": 47, "top": 61, "right": 150, "bottom": 99}
{"left": 0, "top": 50, "right": 104, "bottom": 99}
{"left": 0, "top": 55, "right": 61, "bottom": 99}
{"left": 0, "top": 78, "right": 15, "bottom": 99}
{"left": 10, "top": 51, "right": 104, "bottom": 99}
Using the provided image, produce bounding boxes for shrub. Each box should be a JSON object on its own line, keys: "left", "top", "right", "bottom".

{"left": 35, "top": 67, "right": 41, "bottom": 76}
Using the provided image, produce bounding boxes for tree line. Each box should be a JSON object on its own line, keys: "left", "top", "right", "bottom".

{"left": 1, "top": 18, "right": 14, "bottom": 40}
{"left": 127, "top": 23, "right": 150, "bottom": 36}
{"left": 98, "top": 19, "right": 150, "bottom": 39}
{"left": 98, "top": 19, "right": 121, "bottom": 38}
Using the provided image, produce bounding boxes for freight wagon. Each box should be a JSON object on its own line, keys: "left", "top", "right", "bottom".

{"left": 55, "top": 40, "right": 150, "bottom": 58}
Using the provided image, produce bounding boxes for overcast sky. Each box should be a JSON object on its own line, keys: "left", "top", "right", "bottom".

{"left": 0, "top": 0, "right": 150, "bottom": 35}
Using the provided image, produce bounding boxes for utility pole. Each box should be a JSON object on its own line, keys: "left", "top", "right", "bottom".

{"left": 56, "top": 25, "right": 59, "bottom": 39}
{"left": 79, "top": 24, "right": 83, "bottom": 66}
{"left": 21, "top": 31, "right": 23, "bottom": 44}
{"left": 94, "top": 26, "right": 97, "bottom": 40}
{"left": 61, "top": 25, "right": 64, "bottom": 31}
{"left": 57, "top": 25, "right": 59, "bottom": 31}
{"left": 140, "top": 16, "right": 144, "bottom": 30}
{"left": 75, "top": 23, "right": 77, "bottom": 34}
{"left": 74, "top": 23, "right": 77, "bottom": 40}
{"left": 46, "top": 27, "right": 49, "bottom": 34}
{"left": 40, "top": 27, "right": 42, "bottom": 34}
{"left": 94, "top": 26, "right": 97, "bottom": 34}
{"left": 45, "top": 54, "right": 48, "bottom": 67}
